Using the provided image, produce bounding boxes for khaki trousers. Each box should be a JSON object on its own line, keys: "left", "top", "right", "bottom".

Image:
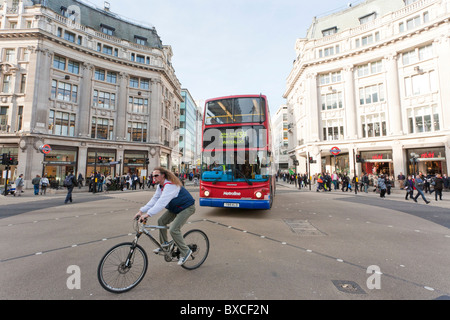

{"left": 157, "top": 205, "right": 195, "bottom": 256}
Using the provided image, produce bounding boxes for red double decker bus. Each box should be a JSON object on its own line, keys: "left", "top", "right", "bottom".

{"left": 199, "top": 94, "right": 276, "bottom": 210}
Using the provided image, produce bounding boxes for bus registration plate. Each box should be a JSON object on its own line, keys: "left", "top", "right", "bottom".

{"left": 224, "top": 203, "right": 239, "bottom": 208}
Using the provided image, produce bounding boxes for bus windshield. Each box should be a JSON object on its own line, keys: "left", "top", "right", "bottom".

{"left": 205, "top": 97, "right": 265, "bottom": 125}
{"left": 201, "top": 150, "right": 271, "bottom": 184}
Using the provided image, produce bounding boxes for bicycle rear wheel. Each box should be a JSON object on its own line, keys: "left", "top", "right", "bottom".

{"left": 97, "top": 242, "right": 148, "bottom": 293}
{"left": 181, "top": 229, "right": 209, "bottom": 270}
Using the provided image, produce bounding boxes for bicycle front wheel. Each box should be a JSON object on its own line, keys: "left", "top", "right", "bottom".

{"left": 181, "top": 229, "right": 209, "bottom": 270}
{"left": 97, "top": 242, "right": 148, "bottom": 293}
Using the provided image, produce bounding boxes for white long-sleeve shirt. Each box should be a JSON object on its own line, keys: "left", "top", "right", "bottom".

{"left": 139, "top": 180, "right": 181, "bottom": 217}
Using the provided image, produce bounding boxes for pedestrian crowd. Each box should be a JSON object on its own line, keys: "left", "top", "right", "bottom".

{"left": 276, "top": 170, "right": 449, "bottom": 204}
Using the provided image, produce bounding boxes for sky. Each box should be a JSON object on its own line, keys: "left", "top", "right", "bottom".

{"left": 86, "top": 0, "right": 362, "bottom": 116}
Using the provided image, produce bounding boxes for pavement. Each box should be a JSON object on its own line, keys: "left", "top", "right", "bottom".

{"left": 1, "top": 180, "right": 449, "bottom": 211}
{"left": 275, "top": 180, "right": 450, "bottom": 210}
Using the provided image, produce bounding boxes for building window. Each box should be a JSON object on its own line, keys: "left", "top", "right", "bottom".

{"left": 357, "top": 60, "right": 383, "bottom": 77}
{"left": 68, "top": 60, "right": 80, "bottom": 74}
{"left": 129, "top": 77, "right": 139, "bottom": 88}
{"left": 51, "top": 80, "right": 78, "bottom": 103}
{"left": 140, "top": 79, "right": 150, "bottom": 90}
{"left": 322, "top": 119, "right": 344, "bottom": 141}
{"left": 48, "top": 110, "right": 76, "bottom": 136}
{"left": 319, "top": 71, "right": 342, "bottom": 85}
{"left": 2, "top": 75, "right": 11, "bottom": 93}
{"left": 322, "top": 27, "right": 337, "bottom": 37}
{"left": 91, "top": 117, "right": 114, "bottom": 140}
{"left": 106, "top": 72, "right": 117, "bottom": 84}
{"left": 359, "top": 84, "right": 385, "bottom": 105}
{"left": 19, "top": 74, "right": 26, "bottom": 94}
{"left": 135, "top": 36, "right": 147, "bottom": 45}
{"left": 404, "top": 70, "right": 437, "bottom": 97}
{"left": 53, "top": 55, "right": 66, "bottom": 70}
{"left": 102, "top": 45, "right": 113, "bottom": 55}
{"left": 94, "top": 69, "right": 106, "bottom": 81}
{"left": 5, "top": 49, "right": 15, "bottom": 62}
{"left": 64, "top": 31, "right": 75, "bottom": 43}
{"left": 407, "top": 105, "right": 440, "bottom": 134}
{"left": 321, "top": 92, "right": 343, "bottom": 110}
{"left": 100, "top": 24, "right": 115, "bottom": 36}
{"left": 17, "top": 106, "right": 23, "bottom": 131}
{"left": 128, "top": 97, "right": 149, "bottom": 114}
{"left": 0, "top": 107, "right": 9, "bottom": 132}
{"left": 361, "top": 113, "right": 386, "bottom": 138}
{"left": 127, "top": 121, "right": 148, "bottom": 142}
{"left": 93, "top": 90, "right": 116, "bottom": 109}
{"left": 359, "top": 12, "right": 377, "bottom": 24}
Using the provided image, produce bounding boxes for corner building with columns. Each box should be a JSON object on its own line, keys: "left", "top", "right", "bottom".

{"left": 284, "top": 0, "right": 450, "bottom": 182}
{"left": 0, "top": 0, "right": 182, "bottom": 188}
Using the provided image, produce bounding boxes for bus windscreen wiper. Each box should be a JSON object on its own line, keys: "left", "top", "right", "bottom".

{"left": 235, "top": 168, "right": 253, "bottom": 185}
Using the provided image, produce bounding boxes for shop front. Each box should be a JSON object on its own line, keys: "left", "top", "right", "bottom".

{"left": 86, "top": 149, "right": 117, "bottom": 177}
{"left": 43, "top": 146, "right": 77, "bottom": 188}
{"left": 407, "top": 147, "right": 447, "bottom": 176}
{"left": 360, "top": 150, "right": 394, "bottom": 177}
{"left": 0, "top": 146, "right": 18, "bottom": 186}
{"left": 123, "top": 151, "right": 148, "bottom": 176}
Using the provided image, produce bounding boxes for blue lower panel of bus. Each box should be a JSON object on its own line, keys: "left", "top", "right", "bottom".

{"left": 200, "top": 198, "right": 270, "bottom": 210}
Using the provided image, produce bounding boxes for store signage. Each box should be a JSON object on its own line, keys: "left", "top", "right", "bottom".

{"left": 420, "top": 152, "right": 435, "bottom": 158}
{"left": 330, "top": 147, "right": 341, "bottom": 156}
{"left": 39, "top": 144, "right": 52, "bottom": 154}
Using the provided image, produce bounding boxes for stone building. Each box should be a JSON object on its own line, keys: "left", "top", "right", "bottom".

{"left": 0, "top": 0, "right": 182, "bottom": 188}
{"left": 284, "top": 0, "right": 450, "bottom": 180}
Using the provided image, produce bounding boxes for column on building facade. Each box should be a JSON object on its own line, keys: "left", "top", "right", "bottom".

{"left": 343, "top": 65, "right": 357, "bottom": 139}
{"left": 149, "top": 78, "right": 162, "bottom": 144}
{"left": 435, "top": 35, "right": 450, "bottom": 131}
{"left": 77, "top": 145, "right": 88, "bottom": 177}
{"left": 391, "top": 140, "right": 405, "bottom": 180}
{"left": 306, "top": 73, "right": 320, "bottom": 142}
{"left": 115, "top": 72, "right": 128, "bottom": 141}
{"left": 78, "top": 63, "right": 94, "bottom": 138}
{"left": 31, "top": 47, "right": 52, "bottom": 134}
{"left": 384, "top": 53, "right": 403, "bottom": 136}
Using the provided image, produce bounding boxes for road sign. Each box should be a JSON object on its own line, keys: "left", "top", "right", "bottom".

{"left": 330, "top": 147, "right": 341, "bottom": 156}
{"left": 40, "top": 144, "right": 52, "bottom": 154}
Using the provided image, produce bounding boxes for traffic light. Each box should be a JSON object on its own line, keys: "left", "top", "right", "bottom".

{"left": 98, "top": 156, "right": 103, "bottom": 163}
{"left": 1, "top": 153, "right": 7, "bottom": 165}
{"left": 356, "top": 154, "right": 363, "bottom": 163}
{"left": 145, "top": 158, "right": 150, "bottom": 165}
{"left": 309, "top": 156, "right": 313, "bottom": 163}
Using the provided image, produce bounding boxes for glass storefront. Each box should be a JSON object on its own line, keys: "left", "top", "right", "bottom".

{"left": 360, "top": 151, "right": 393, "bottom": 176}
{"left": 0, "top": 146, "right": 18, "bottom": 186}
{"left": 407, "top": 147, "right": 447, "bottom": 176}
{"left": 43, "top": 147, "right": 77, "bottom": 187}
{"left": 86, "top": 150, "right": 116, "bottom": 177}
{"left": 124, "top": 151, "right": 147, "bottom": 176}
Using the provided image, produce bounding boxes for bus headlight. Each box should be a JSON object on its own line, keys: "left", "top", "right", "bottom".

{"left": 204, "top": 190, "right": 210, "bottom": 197}
{"left": 255, "top": 191, "right": 262, "bottom": 198}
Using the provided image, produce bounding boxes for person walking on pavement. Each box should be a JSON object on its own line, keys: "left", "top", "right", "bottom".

{"left": 413, "top": 174, "right": 430, "bottom": 204}
{"left": 378, "top": 175, "right": 387, "bottom": 198}
{"left": 32, "top": 175, "right": 41, "bottom": 195}
{"left": 433, "top": 173, "right": 444, "bottom": 201}
{"left": 14, "top": 174, "right": 24, "bottom": 196}
{"left": 40, "top": 174, "right": 49, "bottom": 195}
{"left": 64, "top": 171, "right": 77, "bottom": 204}
{"left": 404, "top": 175, "right": 414, "bottom": 200}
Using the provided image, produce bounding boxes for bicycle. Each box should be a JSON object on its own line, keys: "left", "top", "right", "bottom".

{"left": 97, "top": 218, "right": 209, "bottom": 293}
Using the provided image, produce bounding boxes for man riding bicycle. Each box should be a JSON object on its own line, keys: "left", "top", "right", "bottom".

{"left": 134, "top": 167, "right": 196, "bottom": 265}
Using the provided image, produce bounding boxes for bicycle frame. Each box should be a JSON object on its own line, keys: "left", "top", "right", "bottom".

{"left": 128, "top": 222, "right": 173, "bottom": 264}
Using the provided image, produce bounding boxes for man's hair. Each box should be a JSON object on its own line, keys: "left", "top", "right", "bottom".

{"left": 154, "top": 167, "right": 182, "bottom": 187}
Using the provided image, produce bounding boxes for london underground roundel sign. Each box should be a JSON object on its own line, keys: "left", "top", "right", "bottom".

{"left": 330, "top": 147, "right": 341, "bottom": 156}
{"left": 40, "top": 144, "right": 52, "bottom": 154}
